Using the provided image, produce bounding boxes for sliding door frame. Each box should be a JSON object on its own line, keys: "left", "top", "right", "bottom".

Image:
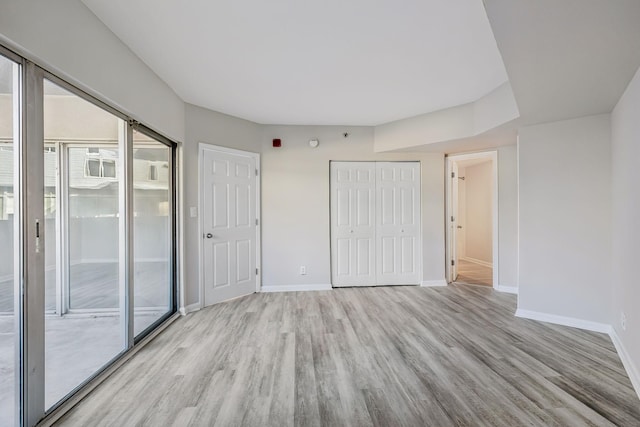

{"left": 131, "top": 123, "right": 178, "bottom": 343}
{"left": 22, "top": 60, "right": 46, "bottom": 427}
{"left": 0, "top": 42, "right": 28, "bottom": 427}
{"left": 1, "top": 43, "right": 180, "bottom": 425}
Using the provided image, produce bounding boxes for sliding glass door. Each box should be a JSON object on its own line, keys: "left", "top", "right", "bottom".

{"left": 132, "top": 129, "right": 174, "bottom": 337}
{"left": 0, "top": 49, "right": 178, "bottom": 426}
{"left": 43, "top": 79, "right": 127, "bottom": 408}
{"left": 0, "top": 51, "right": 19, "bottom": 427}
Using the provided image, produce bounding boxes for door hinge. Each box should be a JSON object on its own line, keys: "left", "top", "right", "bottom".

{"left": 451, "top": 171, "right": 455, "bottom": 178}
{"left": 256, "top": 268, "right": 259, "bottom": 275}
{"left": 451, "top": 260, "right": 455, "bottom": 266}
{"left": 255, "top": 218, "right": 259, "bottom": 226}
{"left": 256, "top": 168, "right": 259, "bottom": 176}
{"left": 451, "top": 215, "right": 455, "bottom": 222}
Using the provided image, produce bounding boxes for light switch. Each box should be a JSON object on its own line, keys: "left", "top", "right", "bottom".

{"left": 190, "top": 207, "right": 197, "bottom": 218}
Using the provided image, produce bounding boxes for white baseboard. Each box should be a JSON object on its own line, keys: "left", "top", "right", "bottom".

{"left": 460, "top": 256, "right": 493, "bottom": 268}
{"left": 610, "top": 328, "right": 640, "bottom": 400}
{"left": 420, "top": 279, "right": 448, "bottom": 287}
{"left": 514, "top": 308, "right": 640, "bottom": 399}
{"left": 261, "top": 284, "right": 333, "bottom": 293}
{"left": 515, "top": 309, "right": 611, "bottom": 334}
{"left": 494, "top": 285, "right": 518, "bottom": 294}
{"left": 179, "top": 302, "right": 201, "bottom": 315}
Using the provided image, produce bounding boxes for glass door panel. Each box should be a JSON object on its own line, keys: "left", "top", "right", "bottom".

{"left": 68, "top": 146, "right": 119, "bottom": 310}
{"left": 0, "top": 52, "right": 18, "bottom": 427}
{"left": 44, "top": 145, "right": 57, "bottom": 313}
{"left": 133, "top": 130, "right": 172, "bottom": 336}
{"left": 43, "top": 79, "right": 125, "bottom": 408}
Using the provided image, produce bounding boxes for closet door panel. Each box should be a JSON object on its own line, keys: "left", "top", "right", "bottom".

{"left": 376, "top": 162, "right": 421, "bottom": 285}
{"left": 331, "top": 162, "right": 376, "bottom": 286}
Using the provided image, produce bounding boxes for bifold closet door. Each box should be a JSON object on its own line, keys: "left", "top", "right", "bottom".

{"left": 331, "top": 162, "right": 421, "bottom": 287}
{"left": 376, "top": 162, "right": 421, "bottom": 285}
{"left": 330, "top": 162, "right": 376, "bottom": 286}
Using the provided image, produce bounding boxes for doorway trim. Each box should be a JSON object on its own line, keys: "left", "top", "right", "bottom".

{"left": 445, "top": 151, "right": 498, "bottom": 288}
{"left": 197, "top": 143, "right": 261, "bottom": 310}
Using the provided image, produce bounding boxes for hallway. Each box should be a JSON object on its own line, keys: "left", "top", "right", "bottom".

{"left": 455, "top": 259, "right": 493, "bottom": 287}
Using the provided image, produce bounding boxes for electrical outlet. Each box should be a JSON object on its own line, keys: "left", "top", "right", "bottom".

{"left": 621, "top": 312, "right": 627, "bottom": 331}
{"left": 300, "top": 266, "right": 306, "bottom": 275}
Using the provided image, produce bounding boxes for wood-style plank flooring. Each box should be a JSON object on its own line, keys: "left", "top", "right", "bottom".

{"left": 56, "top": 285, "right": 640, "bottom": 426}
{"left": 455, "top": 259, "right": 493, "bottom": 287}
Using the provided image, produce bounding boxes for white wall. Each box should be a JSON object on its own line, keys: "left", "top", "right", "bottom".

{"left": 611, "top": 64, "right": 640, "bottom": 390}
{"left": 497, "top": 145, "right": 518, "bottom": 288}
{"left": 261, "top": 126, "right": 445, "bottom": 288}
{"left": 464, "top": 161, "right": 493, "bottom": 263}
{"left": 0, "top": 0, "right": 184, "bottom": 142}
{"left": 518, "top": 114, "right": 611, "bottom": 324}
{"left": 374, "top": 82, "right": 519, "bottom": 152}
{"left": 375, "top": 103, "right": 474, "bottom": 152}
{"left": 183, "top": 104, "right": 262, "bottom": 305}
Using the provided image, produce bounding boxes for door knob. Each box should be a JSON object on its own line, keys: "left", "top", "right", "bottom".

{"left": 350, "top": 230, "right": 354, "bottom": 233}
{"left": 457, "top": 226, "right": 463, "bottom": 229}
{"left": 205, "top": 233, "right": 213, "bottom": 239}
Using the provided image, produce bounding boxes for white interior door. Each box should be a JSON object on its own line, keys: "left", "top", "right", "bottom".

{"left": 201, "top": 147, "right": 257, "bottom": 306}
{"left": 330, "top": 162, "right": 376, "bottom": 286}
{"left": 331, "top": 161, "right": 421, "bottom": 287}
{"left": 451, "top": 162, "right": 459, "bottom": 281}
{"left": 376, "top": 162, "right": 421, "bottom": 285}
{"left": 457, "top": 169, "right": 466, "bottom": 260}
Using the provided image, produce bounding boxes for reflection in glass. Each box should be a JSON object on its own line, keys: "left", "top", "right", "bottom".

{"left": 133, "top": 130, "right": 172, "bottom": 336}
{"left": 0, "top": 53, "right": 17, "bottom": 427}
{"left": 44, "top": 79, "right": 125, "bottom": 408}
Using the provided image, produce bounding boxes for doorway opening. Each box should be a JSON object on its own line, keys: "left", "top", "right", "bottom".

{"left": 446, "top": 152, "right": 498, "bottom": 287}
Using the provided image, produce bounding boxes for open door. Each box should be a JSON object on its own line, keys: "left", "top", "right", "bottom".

{"left": 450, "top": 162, "right": 459, "bottom": 281}
{"left": 200, "top": 145, "right": 260, "bottom": 306}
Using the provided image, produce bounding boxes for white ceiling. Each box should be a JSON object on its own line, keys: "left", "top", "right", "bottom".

{"left": 82, "top": 0, "right": 508, "bottom": 126}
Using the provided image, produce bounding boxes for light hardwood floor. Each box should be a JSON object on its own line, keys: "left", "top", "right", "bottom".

{"left": 56, "top": 285, "right": 640, "bottom": 426}
{"left": 455, "top": 259, "right": 493, "bottom": 287}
